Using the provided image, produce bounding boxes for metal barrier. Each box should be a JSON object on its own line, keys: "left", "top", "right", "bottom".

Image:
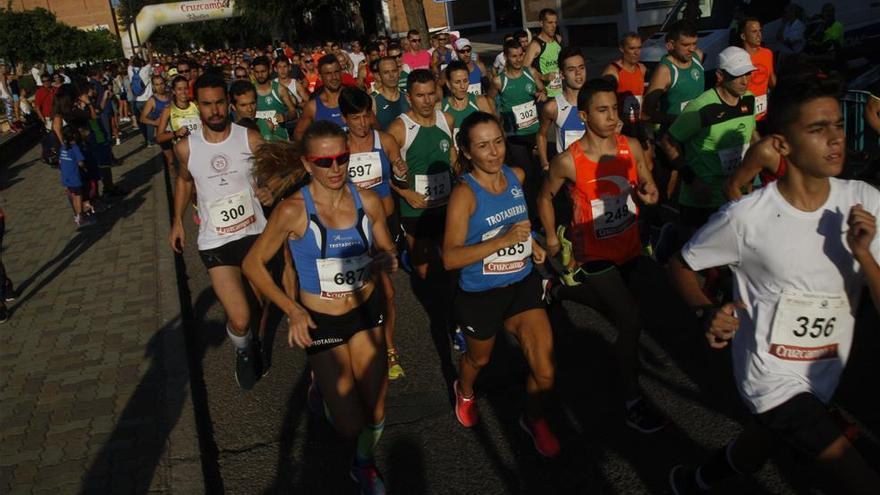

{"left": 842, "top": 90, "right": 871, "bottom": 152}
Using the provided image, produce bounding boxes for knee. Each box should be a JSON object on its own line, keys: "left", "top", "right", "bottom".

{"left": 463, "top": 348, "right": 491, "bottom": 370}
{"left": 227, "top": 312, "right": 251, "bottom": 334}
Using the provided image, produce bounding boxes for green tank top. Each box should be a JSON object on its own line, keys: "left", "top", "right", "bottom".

{"left": 536, "top": 37, "right": 563, "bottom": 97}
{"left": 442, "top": 94, "right": 480, "bottom": 146}
{"left": 255, "top": 80, "right": 289, "bottom": 141}
{"left": 659, "top": 54, "right": 705, "bottom": 118}
{"left": 499, "top": 70, "right": 539, "bottom": 137}
{"left": 373, "top": 89, "right": 410, "bottom": 131}
{"left": 398, "top": 111, "right": 453, "bottom": 218}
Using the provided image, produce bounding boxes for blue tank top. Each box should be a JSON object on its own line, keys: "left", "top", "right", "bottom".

{"left": 149, "top": 95, "right": 170, "bottom": 120}
{"left": 459, "top": 166, "right": 532, "bottom": 292}
{"left": 349, "top": 130, "right": 392, "bottom": 199}
{"left": 554, "top": 94, "right": 585, "bottom": 153}
{"left": 315, "top": 94, "right": 347, "bottom": 130}
{"left": 468, "top": 64, "right": 483, "bottom": 94}
{"left": 288, "top": 183, "right": 373, "bottom": 298}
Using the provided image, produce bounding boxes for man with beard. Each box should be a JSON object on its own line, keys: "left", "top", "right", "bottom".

{"left": 252, "top": 56, "right": 297, "bottom": 141}
{"left": 169, "top": 73, "right": 272, "bottom": 390}
{"left": 294, "top": 54, "right": 349, "bottom": 140}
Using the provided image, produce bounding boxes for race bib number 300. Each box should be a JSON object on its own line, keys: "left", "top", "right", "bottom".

{"left": 317, "top": 254, "right": 372, "bottom": 299}
{"left": 590, "top": 192, "right": 636, "bottom": 239}
{"left": 481, "top": 226, "right": 531, "bottom": 274}
{"left": 208, "top": 190, "right": 257, "bottom": 234}
{"left": 414, "top": 173, "right": 451, "bottom": 207}
{"left": 348, "top": 151, "right": 383, "bottom": 189}
{"left": 512, "top": 101, "right": 538, "bottom": 130}
{"left": 769, "top": 290, "right": 853, "bottom": 361}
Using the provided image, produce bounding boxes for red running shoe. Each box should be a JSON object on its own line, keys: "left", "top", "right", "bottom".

{"left": 454, "top": 380, "right": 479, "bottom": 427}
{"left": 519, "top": 415, "right": 561, "bottom": 457}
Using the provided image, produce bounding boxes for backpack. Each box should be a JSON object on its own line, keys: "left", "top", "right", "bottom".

{"left": 131, "top": 69, "right": 146, "bottom": 97}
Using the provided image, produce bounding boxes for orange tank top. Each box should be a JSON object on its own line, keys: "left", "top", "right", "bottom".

{"left": 746, "top": 47, "right": 774, "bottom": 121}
{"left": 568, "top": 135, "right": 642, "bottom": 266}
{"left": 612, "top": 62, "right": 645, "bottom": 98}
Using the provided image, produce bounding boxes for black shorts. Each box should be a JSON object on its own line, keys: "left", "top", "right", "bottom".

{"left": 198, "top": 235, "right": 258, "bottom": 269}
{"left": 400, "top": 213, "right": 445, "bottom": 241}
{"left": 160, "top": 140, "right": 173, "bottom": 151}
{"left": 454, "top": 269, "right": 545, "bottom": 341}
{"left": 755, "top": 392, "right": 843, "bottom": 459}
{"left": 305, "top": 288, "right": 385, "bottom": 355}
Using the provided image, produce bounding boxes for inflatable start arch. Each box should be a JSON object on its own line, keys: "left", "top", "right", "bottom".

{"left": 120, "top": 0, "right": 239, "bottom": 57}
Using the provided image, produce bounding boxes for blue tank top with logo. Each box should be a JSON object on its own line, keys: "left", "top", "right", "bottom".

{"left": 348, "top": 130, "right": 392, "bottom": 199}
{"left": 459, "top": 166, "right": 532, "bottom": 292}
{"left": 315, "top": 95, "right": 347, "bottom": 130}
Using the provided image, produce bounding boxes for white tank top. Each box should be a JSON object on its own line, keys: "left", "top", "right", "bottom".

{"left": 188, "top": 123, "right": 267, "bottom": 250}
{"left": 276, "top": 77, "right": 302, "bottom": 104}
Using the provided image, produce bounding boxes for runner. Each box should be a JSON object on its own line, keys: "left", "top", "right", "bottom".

{"left": 372, "top": 56, "right": 410, "bottom": 131}
{"left": 524, "top": 8, "right": 564, "bottom": 98}
{"left": 340, "top": 87, "right": 409, "bottom": 381}
{"left": 658, "top": 46, "right": 758, "bottom": 232}
{"left": 168, "top": 73, "right": 270, "bottom": 390}
{"left": 156, "top": 76, "right": 202, "bottom": 161}
{"left": 401, "top": 29, "right": 431, "bottom": 71}
{"left": 386, "top": 42, "right": 411, "bottom": 93}
{"left": 443, "top": 111, "right": 560, "bottom": 457}
{"left": 295, "top": 54, "right": 348, "bottom": 140}
{"left": 602, "top": 32, "right": 648, "bottom": 138}
{"left": 448, "top": 38, "right": 488, "bottom": 96}
{"left": 740, "top": 17, "right": 776, "bottom": 126}
{"left": 643, "top": 21, "right": 705, "bottom": 130}
{"left": 668, "top": 72, "right": 880, "bottom": 495}
{"left": 537, "top": 47, "right": 586, "bottom": 171}
{"left": 430, "top": 31, "right": 455, "bottom": 74}
{"left": 442, "top": 61, "right": 494, "bottom": 146}
{"left": 241, "top": 120, "right": 397, "bottom": 495}
{"left": 386, "top": 69, "right": 456, "bottom": 281}
{"left": 229, "top": 79, "right": 259, "bottom": 130}
{"left": 537, "top": 78, "right": 667, "bottom": 433}
{"left": 357, "top": 43, "right": 381, "bottom": 92}
{"left": 252, "top": 56, "right": 297, "bottom": 141}
{"left": 275, "top": 57, "right": 309, "bottom": 114}
{"left": 139, "top": 74, "right": 172, "bottom": 167}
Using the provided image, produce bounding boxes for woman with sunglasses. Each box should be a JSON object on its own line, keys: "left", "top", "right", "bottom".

{"left": 340, "top": 87, "right": 409, "bottom": 381}
{"left": 242, "top": 120, "right": 397, "bottom": 494}
{"left": 442, "top": 112, "right": 560, "bottom": 458}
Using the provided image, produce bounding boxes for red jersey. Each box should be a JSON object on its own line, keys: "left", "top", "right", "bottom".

{"left": 568, "top": 135, "right": 642, "bottom": 266}
{"left": 746, "top": 47, "right": 774, "bottom": 121}
{"left": 34, "top": 86, "right": 56, "bottom": 117}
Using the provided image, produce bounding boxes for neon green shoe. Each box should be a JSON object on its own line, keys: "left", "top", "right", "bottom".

{"left": 556, "top": 225, "right": 573, "bottom": 268}
{"left": 388, "top": 348, "right": 405, "bottom": 380}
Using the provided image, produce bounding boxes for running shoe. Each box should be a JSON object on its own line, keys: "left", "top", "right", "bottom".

{"left": 625, "top": 397, "right": 668, "bottom": 433}
{"left": 115, "top": 137, "right": 121, "bottom": 146}
{"left": 453, "top": 380, "right": 479, "bottom": 427}
{"left": 255, "top": 337, "right": 271, "bottom": 377}
{"left": 349, "top": 462, "right": 386, "bottom": 495}
{"left": 519, "top": 415, "right": 561, "bottom": 458}
{"left": 75, "top": 214, "right": 96, "bottom": 229}
{"left": 234, "top": 346, "right": 259, "bottom": 391}
{"left": 556, "top": 225, "right": 573, "bottom": 268}
{"left": 4, "top": 279, "right": 15, "bottom": 302}
{"left": 0, "top": 306, "right": 8, "bottom": 324}
{"left": 452, "top": 326, "right": 467, "bottom": 353}
{"left": 668, "top": 465, "right": 705, "bottom": 495}
{"left": 387, "top": 348, "right": 405, "bottom": 380}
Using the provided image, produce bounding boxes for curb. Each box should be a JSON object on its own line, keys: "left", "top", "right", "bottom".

{"left": 153, "top": 159, "right": 206, "bottom": 493}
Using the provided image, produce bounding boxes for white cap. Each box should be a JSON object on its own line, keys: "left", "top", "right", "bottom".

{"left": 717, "top": 46, "right": 756, "bottom": 77}
{"left": 454, "top": 38, "right": 471, "bottom": 51}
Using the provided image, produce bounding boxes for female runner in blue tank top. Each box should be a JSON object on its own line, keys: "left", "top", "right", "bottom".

{"left": 441, "top": 112, "right": 561, "bottom": 458}
{"left": 242, "top": 121, "right": 398, "bottom": 494}
{"left": 339, "top": 87, "right": 410, "bottom": 382}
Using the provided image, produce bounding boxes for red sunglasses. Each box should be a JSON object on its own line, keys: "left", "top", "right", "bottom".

{"left": 306, "top": 151, "right": 351, "bottom": 168}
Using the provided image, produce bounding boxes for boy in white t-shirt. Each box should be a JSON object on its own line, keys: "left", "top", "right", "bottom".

{"left": 668, "top": 73, "right": 880, "bottom": 493}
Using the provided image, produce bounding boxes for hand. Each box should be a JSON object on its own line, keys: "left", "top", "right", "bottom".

{"left": 636, "top": 181, "right": 659, "bottom": 205}
{"left": 535, "top": 91, "right": 547, "bottom": 103}
{"left": 169, "top": 221, "right": 185, "bottom": 253}
{"left": 502, "top": 220, "right": 531, "bottom": 248}
{"left": 392, "top": 158, "right": 408, "bottom": 179}
{"left": 255, "top": 186, "right": 274, "bottom": 206}
{"left": 402, "top": 188, "right": 429, "bottom": 209}
{"left": 723, "top": 177, "right": 745, "bottom": 201}
{"left": 286, "top": 303, "right": 317, "bottom": 349}
{"left": 176, "top": 127, "right": 190, "bottom": 139}
{"left": 704, "top": 301, "right": 747, "bottom": 349}
{"left": 545, "top": 235, "right": 561, "bottom": 257}
{"left": 531, "top": 240, "right": 546, "bottom": 264}
{"left": 847, "top": 204, "right": 877, "bottom": 259}
{"left": 372, "top": 250, "right": 398, "bottom": 273}
{"left": 275, "top": 113, "right": 286, "bottom": 124}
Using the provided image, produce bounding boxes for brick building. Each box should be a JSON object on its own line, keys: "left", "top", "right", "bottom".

{"left": 8, "top": 0, "right": 117, "bottom": 33}
{"left": 382, "top": 0, "right": 450, "bottom": 34}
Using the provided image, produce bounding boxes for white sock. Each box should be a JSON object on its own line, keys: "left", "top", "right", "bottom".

{"left": 226, "top": 323, "right": 251, "bottom": 350}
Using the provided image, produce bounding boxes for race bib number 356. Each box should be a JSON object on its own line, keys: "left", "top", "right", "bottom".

{"left": 208, "top": 190, "right": 257, "bottom": 234}
{"left": 769, "top": 290, "right": 853, "bottom": 361}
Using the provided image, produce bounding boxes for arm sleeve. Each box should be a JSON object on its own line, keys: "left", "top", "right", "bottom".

{"left": 668, "top": 104, "right": 701, "bottom": 143}
{"left": 681, "top": 208, "right": 742, "bottom": 271}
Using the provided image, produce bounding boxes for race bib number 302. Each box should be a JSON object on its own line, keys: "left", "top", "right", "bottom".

{"left": 481, "top": 225, "right": 531, "bottom": 275}
{"left": 208, "top": 190, "right": 257, "bottom": 234}
{"left": 769, "top": 290, "right": 853, "bottom": 361}
{"left": 348, "top": 151, "right": 383, "bottom": 189}
{"left": 316, "top": 254, "right": 372, "bottom": 299}
{"left": 512, "top": 101, "right": 538, "bottom": 130}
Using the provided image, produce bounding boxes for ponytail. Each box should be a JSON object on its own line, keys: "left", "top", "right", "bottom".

{"left": 251, "top": 140, "right": 309, "bottom": 200}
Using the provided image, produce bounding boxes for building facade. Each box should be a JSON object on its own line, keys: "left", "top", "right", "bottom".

{"left": 8, "top": 0, "right": 117, "bottom": 33}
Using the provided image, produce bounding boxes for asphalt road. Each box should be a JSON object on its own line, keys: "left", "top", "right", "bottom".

{"left": 172, "top": 191, "right": 880, "bottom": 494}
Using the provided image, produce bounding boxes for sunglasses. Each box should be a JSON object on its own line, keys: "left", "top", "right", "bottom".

{"left": 410, "top": 38, "right": 421, "bottom": 43}
{"left": 458, "top": 48, "right": 471, "bottom": 53}
{"left": 306, "top": 151, "right": 350, "bottom": 168}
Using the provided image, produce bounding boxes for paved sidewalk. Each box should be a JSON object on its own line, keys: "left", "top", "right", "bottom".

{"left": 0, "top": 132, "right": 201, "bottom": 494}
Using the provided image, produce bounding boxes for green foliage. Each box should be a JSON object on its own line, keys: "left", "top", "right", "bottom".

{"left": 0, "top": 7, "right": 121, "bottom": 66}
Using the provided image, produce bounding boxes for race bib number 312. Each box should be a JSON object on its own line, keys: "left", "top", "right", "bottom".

{"left": 769, "top": 290, "right": 853, "bottom": 361}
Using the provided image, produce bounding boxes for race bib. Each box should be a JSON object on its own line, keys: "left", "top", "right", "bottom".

{"left": 180, "top": 117, "right": 201, "bottom": 133}
{"left": 316, "top": 254, "right": 372, "bottom": 299}
{"left": 481, "top": 225, "right": 531, "bottom": 275}
{"left": 467, "top": 83, "right": 482, "bottom": 95}
{"left": 769, "top": 290, "right": 852, "bottom": 361}
{"left": 549, "top": 73, "right": 563, "bottom": 91}
{"left": 755, "top": 94, "right": 767, "bottom": 115}
{"left": 512, "top": 101, "right": 538, "bottom": 130}
{"left": 348, "top": 151, "right": 383, "bottom": 189}
{"left": 563, "top": 130, "right": 585, "bottom": 150}
{"left": 590, "top": 191, "right": 637, "bottom": 239}
{"left": 208, "top": 190, "right": 257, "bottom": 234}
{"left": 414, "top": 172, "right": 451, "bottom": 207}
{"left": 718, "top": 144, "right": 750, "bottom": 175}
{"left": 680, "top": 99, "right": 693, "bottom": 112}
{"left": 255, "top": 110, "right": 277, "bottom": 122}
